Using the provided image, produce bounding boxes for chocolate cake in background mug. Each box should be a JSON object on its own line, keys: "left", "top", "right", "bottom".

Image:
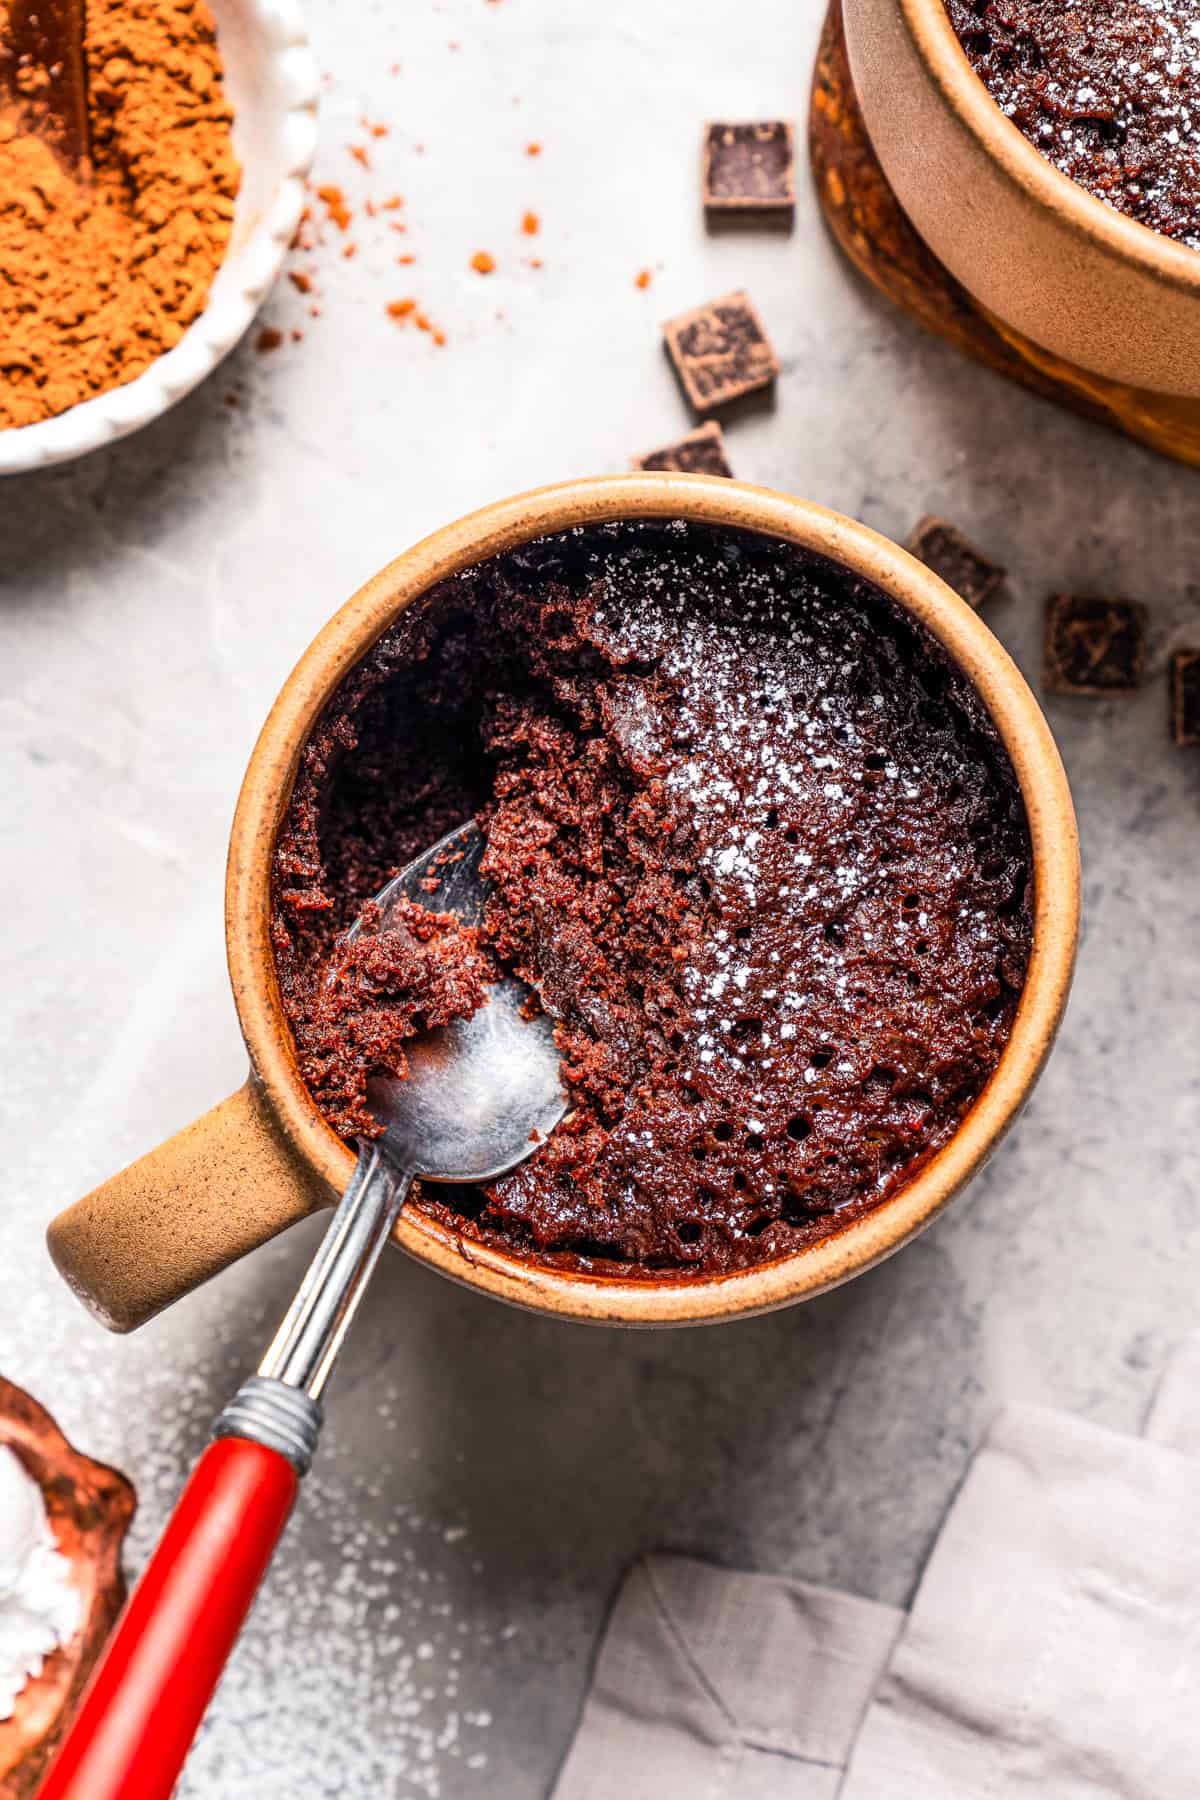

{"left": 272, "top": 522, "right": 1033, "bottom": 1278}
{"left": 944, "top": 0, "right": 1200, "bottom": 250}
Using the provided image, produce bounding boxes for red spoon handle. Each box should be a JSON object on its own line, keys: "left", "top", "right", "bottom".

{"left": 37, "top": 1436, "right": 297, "bottom": 1800}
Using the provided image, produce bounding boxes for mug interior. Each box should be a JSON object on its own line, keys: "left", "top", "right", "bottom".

{"left": 227, "top": 477, "right": 1079, "bottom": 1325}
{"left": 837, "top": 0, "right": 1200, "bottom": 399}
{"left": 902, "top": 0, "right": 1200, "bottom": 295}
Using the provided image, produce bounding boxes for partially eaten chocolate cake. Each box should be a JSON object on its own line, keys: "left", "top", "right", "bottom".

{"left": 272, "top": 523, "right": 1033, "bottom": 1276}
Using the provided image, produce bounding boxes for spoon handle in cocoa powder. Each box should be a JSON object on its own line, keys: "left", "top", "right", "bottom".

{"left": 0, "top": 0, "right": 90, "bottom": 173}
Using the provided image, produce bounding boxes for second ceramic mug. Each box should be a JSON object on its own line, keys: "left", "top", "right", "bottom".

{"left": 842, "top": 0, "right": 1200, "bottom": 398}
{"left": 48, "top": 476, "right": 1080, "bottom": 1332}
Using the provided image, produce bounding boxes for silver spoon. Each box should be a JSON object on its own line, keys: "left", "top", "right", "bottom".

{"left": 37, "top": 821, "right": 565, "bottom": 1800}
{"left": 232, "top": 819, "right": 567, "bottom": 1416}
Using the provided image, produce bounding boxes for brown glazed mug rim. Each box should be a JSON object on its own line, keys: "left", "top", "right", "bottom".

{"left": 901, "top": 0, "right": 1200, "bottom": 297}
{"left": 226, "top": 475, "right": 1079, "bottom": 1325}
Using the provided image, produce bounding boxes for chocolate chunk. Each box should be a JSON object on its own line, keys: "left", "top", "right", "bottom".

{"left": 904, "top": 515, "right": 1006, "bottom": 610}
{"left": 633, "top": 421, "right": 733, "bottom": 477}
{"left": 662, "top": 290, "right": 779, "bottom": 412}
{"left": 703, "top": 121, "right": 795, "bottom": 214}
{"left": 1044, "top": 594, "right": 1147, "bottom": 695}
{"left": 1170, "top": 649, "right": 1200, "bottom": 747}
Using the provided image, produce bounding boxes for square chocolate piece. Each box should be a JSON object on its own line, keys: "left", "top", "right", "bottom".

{"left": 1171, "top": 648, "right": 1200, "bottom": 746}
{"left": 662, "top": 290, "right": 779, "bottom": 413}
{"left": 1044, "top": 594, "right": 1147, "bottom": 695}
{"left": 633, "top": 420, "right": 733, "bottom": 477}
{"left": 904, "top": 515, "right": 1005, "bottom": 610}
{"left": 703, "top": 121, "right": 795, "bottom": 214}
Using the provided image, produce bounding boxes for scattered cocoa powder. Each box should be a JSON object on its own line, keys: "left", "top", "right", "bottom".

{"left": 0, "top": 0, "right": 240, "bottom": 428}
{"left": 386, "top": 296, "right": 446, "bottom": 345}
{"left": 290, "top": 203, "right": 314, "bottom": 250}
{"left": 263, "top": 59, "right": 550, "bottom": 363}
{"left": 316, "top": 184, "right": 351, "bottom": 230}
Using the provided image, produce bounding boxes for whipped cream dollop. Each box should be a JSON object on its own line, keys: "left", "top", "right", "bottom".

{"left": 0, "top": 1444, "right": 81, "bottom": 1719}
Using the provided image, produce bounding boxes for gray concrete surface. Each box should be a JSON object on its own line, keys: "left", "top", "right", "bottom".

{"left": 2, "top": 0, "right": 1199, "bottom": 1793}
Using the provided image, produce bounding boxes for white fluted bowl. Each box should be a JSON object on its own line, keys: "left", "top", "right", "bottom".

{"left": 0, "top": 0, "right": 318, "bottom": 475}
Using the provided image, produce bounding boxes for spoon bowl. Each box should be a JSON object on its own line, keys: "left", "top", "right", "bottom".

{"left": 355, "top": 822, "right": 567, "bottom": 1184}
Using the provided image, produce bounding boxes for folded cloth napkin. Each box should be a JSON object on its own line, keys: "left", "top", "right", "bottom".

{"left": 553, "top": 1334, "right": 1200, "bottom": 1800}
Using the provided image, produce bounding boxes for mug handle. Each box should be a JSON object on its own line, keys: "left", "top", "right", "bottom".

{"left": 46, "top": 1080, "right": 332, "bottom": 1333}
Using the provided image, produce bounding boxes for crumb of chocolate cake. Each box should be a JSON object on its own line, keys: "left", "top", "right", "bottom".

{"left": 280, "top": 893, "right": 490, "bottom": 1141}
{"left": 272, "top": 522, "right": 1034, "bottom": 1277}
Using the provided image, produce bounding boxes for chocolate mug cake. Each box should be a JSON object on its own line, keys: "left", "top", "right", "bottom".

{"left": 944, "top": 0, "right": 1200, "bottom": 250}
{"left": 271, "top": 522, "right": 1033, "bottom": 1279}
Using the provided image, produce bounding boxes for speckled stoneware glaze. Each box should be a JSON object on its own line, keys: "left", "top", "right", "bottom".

{"left": 842, "top": 0, "right": 1200, "bottom": 397}
{"left": 48, "top": 477, "right": 1080, "bottom": 1332}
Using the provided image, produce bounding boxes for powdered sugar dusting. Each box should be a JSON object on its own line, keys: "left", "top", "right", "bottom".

{"left": 185, "top": 1469, "right": 495, "bottom": 1797}
{"left": 1, "top": 1238, "right": 501, "bottom": 1800}
{"left": 553, "top": 520, "right": 1034, "bottom": 1259}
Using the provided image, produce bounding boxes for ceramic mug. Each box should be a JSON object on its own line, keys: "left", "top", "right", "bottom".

{"left": 841, "top": 0, "right": 1200, "bottom": 398}
{"left": 48, "top": 477, "right": 1080, "bottom": 1332}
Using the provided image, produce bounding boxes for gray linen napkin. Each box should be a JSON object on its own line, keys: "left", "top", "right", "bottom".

{"left": 552, "top": 1555, "right": 903, "bottom": 1800}
{"left": 553, "top": 1334, "right": 1200, "bottom": 1799}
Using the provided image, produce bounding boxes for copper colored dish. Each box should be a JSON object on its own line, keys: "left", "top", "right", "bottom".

{"left": 0, "top": 1377, "right": 134, "bottom": 1799}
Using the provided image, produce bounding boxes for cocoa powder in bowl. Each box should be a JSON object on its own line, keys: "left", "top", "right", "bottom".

{"left": 0, "top": 0, "right": 239, "bottom": 428}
